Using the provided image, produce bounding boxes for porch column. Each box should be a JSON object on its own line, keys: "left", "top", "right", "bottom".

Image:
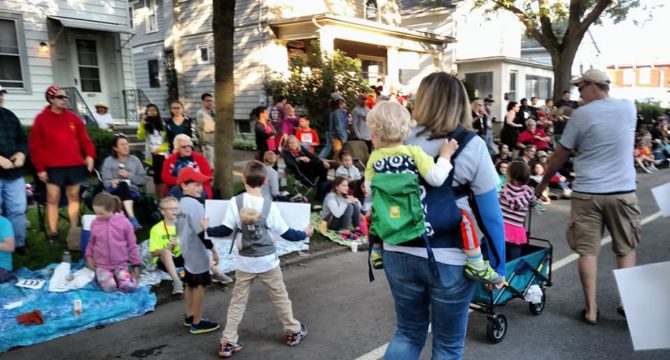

{"left": 386, "top": 46, "right": 399, "bottom": 94}
{"left": 319, "top": 27, "right": 335, "bottom": 56}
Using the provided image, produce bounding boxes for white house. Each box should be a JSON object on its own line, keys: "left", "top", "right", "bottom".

{"left": 1, "top": 0, "right": 136, "bottom": 124}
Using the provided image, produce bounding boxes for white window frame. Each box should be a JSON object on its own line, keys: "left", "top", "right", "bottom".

{"left": 197, "top": 44, "right": 211, "bottom": 65}
{"left": 128, "top": 6, "right": 134, "bottom": 29}
{"left": 0, "top": 13, "right": 31, "bottom": 93}
{"left": 623, "top": 69, "right": 634, "bottom": 85}
{"left": 144, "top": 0, "right": 158, "bottom": 34}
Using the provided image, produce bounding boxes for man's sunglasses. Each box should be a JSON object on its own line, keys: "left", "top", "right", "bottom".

{"left": 53, "top": 95, "right": 68, "bottom": 100}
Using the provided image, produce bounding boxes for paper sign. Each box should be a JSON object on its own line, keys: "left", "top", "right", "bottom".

{"left": 205, "top": 200, "right": 311, "bottom": 240}
{"left": 613, "top": 261, "right": 670, "bottom": 350}
{"left": 651, "top": 182, "right": 670, "bottom": 217}
{"left": 15, "top": 278, "right": 46, "bottom": 290}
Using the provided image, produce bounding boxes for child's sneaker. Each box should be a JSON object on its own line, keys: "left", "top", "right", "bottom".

{"left": 218, "top": 341, "right": 243, "bottom": 358}
{"left": 464, "top": 260, "right": 504, "bottom": 285}
{"left": 370, "top": 249, "right": 383, "bottom": 269}
{"left": 190, "top": 319, "right": 220, "bottom": 334}
{"left": 212, "top": 272, "right": 233, "bottom": 284}
{"left": 172, "top": 280, "right": 184, "bottom": 295}
{"left": 183, "top": 315, "right": 193, "bottom": 327}
{"left": 286, "top": 323, "right": 308, "bottom": 346}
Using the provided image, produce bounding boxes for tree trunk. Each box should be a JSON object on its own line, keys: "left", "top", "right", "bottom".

{"left": 212, "top": 0, "right": 235, "bottom": 199}
{"left": 550, "top": 41, "right": 580, "bottom": 103}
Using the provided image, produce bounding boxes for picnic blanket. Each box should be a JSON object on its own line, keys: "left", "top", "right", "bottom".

{"left": 310, "top": 213, "right": 367, "bottom": 247}
{"left": 0, "top": 264, "right": 156, "bottom": 352}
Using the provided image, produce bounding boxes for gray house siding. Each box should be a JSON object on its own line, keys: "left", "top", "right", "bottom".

{"left": 132, "top": 43, "right": 168, "bottom": 113}
{"left": 179, "top": 33, "right": 214, "bottom": 117}
{"left": 1, "top": 0, "right": 134, "bottom": 123}
{"left": 131, "top": 0, "right": 170, "bottom": 47}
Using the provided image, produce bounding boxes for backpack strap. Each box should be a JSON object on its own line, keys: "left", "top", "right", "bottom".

{"left": 260, "top": 196, "right": 272, "bottom": 224}
{"left": 228, "top": 194, "right": 244, "bottom": 255}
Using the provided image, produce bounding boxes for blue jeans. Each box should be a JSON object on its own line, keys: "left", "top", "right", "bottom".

{"left": 318, "top": 131, "right": 332, "bottom": 159}
{"left": 383, "top": 250, "right": 475, "bottom": 360}
{"left": 485, "top": 129, "right": 495, "bottom": 156}
{"left": 0, "top": 177, "right": 26, "bottom": 247}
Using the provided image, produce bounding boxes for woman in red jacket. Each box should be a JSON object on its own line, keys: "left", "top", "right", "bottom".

{"left": 161, "top": 134, "right": 213, "bottom": 199}
{"left": 29, "top": 85, "right": 96, "bottom": 243}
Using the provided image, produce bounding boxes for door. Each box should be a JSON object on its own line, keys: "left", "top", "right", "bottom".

{"left": 70, "top": 33, "right": 109, "bottom": 109}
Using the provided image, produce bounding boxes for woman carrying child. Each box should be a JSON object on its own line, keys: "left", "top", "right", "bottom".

{"left": 500, "top": 161, "right": 538, "bottom": 260}
{"left": 85, "top": 192, "right": 141, "bottom": 293}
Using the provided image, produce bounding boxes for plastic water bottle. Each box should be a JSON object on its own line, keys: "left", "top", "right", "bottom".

{"left": 62, "top": 251, "right": 72, "bottom": 264}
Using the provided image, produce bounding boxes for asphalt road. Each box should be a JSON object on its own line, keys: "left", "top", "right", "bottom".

{"left": 5, "top": 170, "right": 670, "bottom": 360}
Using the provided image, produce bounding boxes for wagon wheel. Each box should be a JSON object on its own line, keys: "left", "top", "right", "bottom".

{"left": 529, "top": 289, "right": 546, "bottom": 316}
{"left": 486, "top": 314, "right": 507, "bottom": 343}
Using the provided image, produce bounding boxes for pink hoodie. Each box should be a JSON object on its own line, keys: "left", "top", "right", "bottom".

{"left": 85, "top": 213, "right": 141, "bottom": 270}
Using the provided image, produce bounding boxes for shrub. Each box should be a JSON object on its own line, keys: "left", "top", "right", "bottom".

{"left": 264, "top": 40, "right": 372, "bottom": 132}
{"left": 233, "top": 132, "right": 256, "bottom": 151}
{"left": 637, "top": 102, "right": 667, "bottom": 124}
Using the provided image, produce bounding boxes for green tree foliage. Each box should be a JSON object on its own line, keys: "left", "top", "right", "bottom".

{"left": 264, "top": 41, "right": 371, "bottom": 132}
{"left": 472, "top": 0, "right": 645, "bottom": 100}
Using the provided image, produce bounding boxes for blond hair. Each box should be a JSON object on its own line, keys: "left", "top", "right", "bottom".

{"left": 367, "top": 101, "right": 414, "bottom": 143}
{"left": 263, "top": 151, "right": 277, "bottom": 165}
{"left": 159, "top": 196, "right": 178, "bottom": 209}
{"left": 173, "top": 134, "right": 193, "bottom": 152}
{"left": 414, "top": 72, "right": 472, "bottom": 138}
{"left": 239, "top": 207, "right": 260, "bottom": 225}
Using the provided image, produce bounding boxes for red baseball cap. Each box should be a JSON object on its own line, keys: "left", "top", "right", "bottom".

{"left": 176, "top": 167, "right": 211, "bottom": 184}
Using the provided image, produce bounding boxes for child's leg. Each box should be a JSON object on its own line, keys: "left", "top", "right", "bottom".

{"left": 221, "top": 270, "right": 256, "bottom": 344}
{"left": 185, "top": 285, "right": 194, "bottom": 318}
{"left": 506, "top": 243, "right": 522, "bottom": 260}
{"left": 257, "top": 266, "right": 301, "bottom": 333}
{"left": 114, "top": 266, "right": 137, "bottom": 293}
{"left": 460, "top": 210, "right": 503, "bottom": 285}
{"left": 95, "top": 268, "right": 118, "bottom": 292}
{"left": 191, "top": 285, "right": 206, "bottom": 324}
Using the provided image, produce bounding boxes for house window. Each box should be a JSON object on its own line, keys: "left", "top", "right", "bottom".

{"left": 197, "top": 45, "right": 210, "bottom": 64}
{"left": 76, "top": 39, "right": 101, "bottom": 92}
{"left": 0, "top": 17, "right": 27, "bottom": 89}
{"left": 639, "top": 67, "right": 651, "bottom": 85}
{"left": 525, "top": 75, "right": 552, "bottom": 100}
{"left": 145, "top": 0, "right": 157, "bottom": 33}
{"left": 129, "top": 6, "right": 134, "bottom": 29}
{"left": 623, "top": 69, "right": 634, "bottom": 85}
{"left": 508, "top": 71, "right": 518, "bottom": 101}
{"left": 365, "top": 0, "right": 379, "bottom": 22}
{"left": 465, "top": 72, "right": 493, "bottom": 100}
{"left": 360, "top": 56, "right": 385, "bottom": 85}
{"left": 148, "top": 59, "right": 160, "bottom": 88}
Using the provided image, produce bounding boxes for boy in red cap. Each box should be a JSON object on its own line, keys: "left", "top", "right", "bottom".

{"left": 175, "top": 167, "right": 220, "bottom": 334}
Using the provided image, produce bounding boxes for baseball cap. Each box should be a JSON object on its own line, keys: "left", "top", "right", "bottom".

{"left": 484, "top": 97, "right": 495, "bottom": 103}
{"left": 570, "top": 69, "right": 610, "bottom": 85}
{"left": 95, "top": 102, "right": 109, "bottom": 109}
{"left": 0, "top": 85, "right": 7, "bottom": 94}
{"left": 537, "top": 150, "right": 548, "bottom": 157}
{"left": 176, "top": 167, "right": 211, "bottom": 184}
{"left": 330, "top": 92, "right": 344, "bottom": 102}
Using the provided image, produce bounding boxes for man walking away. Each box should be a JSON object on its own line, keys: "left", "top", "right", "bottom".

{"left": 536, "top": 69, "right": 638, "bottom": 325}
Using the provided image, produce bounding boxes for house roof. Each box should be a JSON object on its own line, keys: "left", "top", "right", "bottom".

{"left": 398, "top": 0, "right": 461, "bottom": 16}
{"left": 456, "top": 56, "right": 554, "bottom": 70}
{"left": 269, "top": 13, "right": 453, "bottom": 47}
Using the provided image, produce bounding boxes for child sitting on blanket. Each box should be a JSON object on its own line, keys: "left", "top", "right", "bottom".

{"left": 364, "top": 101, "right": 503, "bottom": 285}
{"left": 204, "top": 160, "right": 313, "bottom": 357}
{"left": 85, "top": 192, "right": 141, "bottom": 293}
{"left": 0, "top": 216, "right": 14, "bottom": 283}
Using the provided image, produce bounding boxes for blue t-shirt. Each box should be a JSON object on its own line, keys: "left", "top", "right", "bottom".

{"left": 0, "top": 216, "right": 14, "bottom": 271}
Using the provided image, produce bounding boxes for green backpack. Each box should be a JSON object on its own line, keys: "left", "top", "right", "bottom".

{"left": 369, "top": 172, "right": 426, "bottom": 244}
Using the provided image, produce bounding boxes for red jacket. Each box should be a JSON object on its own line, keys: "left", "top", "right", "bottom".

{"left": 29, "top": 106, "right": 96, "bottom": 172}
{"left": 161, "top": 151, "right": 213, "bottom": 198}
{"left": 516, "top": 128, "right": 550, "bottom": 151}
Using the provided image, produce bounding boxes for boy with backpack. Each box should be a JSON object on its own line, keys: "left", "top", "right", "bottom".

{"left": 204, "top": 160, "right": 313, "bottom": 358}
{"left": 365, "top": 101, "right": 503, "bottom": 285}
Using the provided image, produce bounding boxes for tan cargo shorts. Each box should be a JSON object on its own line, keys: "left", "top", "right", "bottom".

{"left": 566, "top": 191, "right": 641, "bottom": 256}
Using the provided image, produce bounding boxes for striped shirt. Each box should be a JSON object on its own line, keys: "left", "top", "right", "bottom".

{"left": 499, "top": 183, "right": 536, "bottom": 226}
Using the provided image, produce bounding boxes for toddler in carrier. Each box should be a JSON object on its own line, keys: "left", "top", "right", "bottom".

{"left": 500, "top": 161, "right": 538, "bottom": 260}
{"left": 365, "top": 101, "right": 503, "bottom": 285}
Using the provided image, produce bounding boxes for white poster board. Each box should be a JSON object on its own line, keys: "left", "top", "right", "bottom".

{"left": 613, "top": 261, "right": 670, "bottom": 351}
{"left": 651, "top": 182, "right": 670, "bottom": 217}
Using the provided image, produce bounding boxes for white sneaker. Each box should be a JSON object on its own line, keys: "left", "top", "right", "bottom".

{"left": 172, "top": 280, "right": 184, "bottom": 295}
{"left": 211, "top": 272, "right": 233, "bottom": 284}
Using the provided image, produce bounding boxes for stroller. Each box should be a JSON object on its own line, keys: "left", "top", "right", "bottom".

{"left": 469, "top": 211, "right": 553, "bottom": 343}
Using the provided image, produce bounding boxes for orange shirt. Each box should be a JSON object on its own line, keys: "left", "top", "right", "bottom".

{"left": 294, "top": 128, "right": 319, "bottom": 153}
